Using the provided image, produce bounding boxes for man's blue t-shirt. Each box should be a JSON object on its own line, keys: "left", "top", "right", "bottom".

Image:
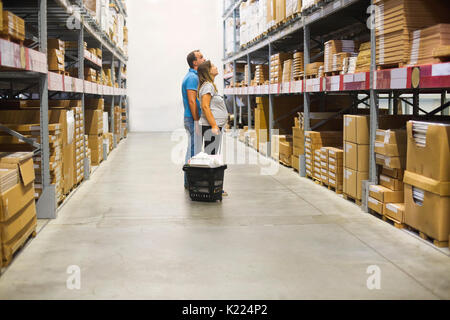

{"left": 182, "top": 68, "right": 201, "bottom": 118}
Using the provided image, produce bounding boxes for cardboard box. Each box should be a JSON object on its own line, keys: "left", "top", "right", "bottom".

{"left": 291, "top": 155, "right": 299, "bottom": 171}
{"left": 383, "top": 203, "right": 405, "bottom": 223}
{"left": 88, "top": 134, "right": 103, "bottom": 166}
{"left": 369, "top": 185, "right": 404, "bottom": 203}
{"left": 85, "top": 98, "right": 104, "bottom": 111}
{"left": 381, "top": 166, "right": 404, "bottom": 180}
{"left": 327, "top": 170, "right": 343, "bottom": 183}
{"left": 368, "top": 197, "right": 383, "bottom": 214}
{"left": 279, "top": 140, "right": 293, "bottom": 157}
{"left": 343, "top": 168, "right": 368, "bottom": 200}
{"left": 344, "top": 115, "right": 369, "bottom": 144}
{"left": 380, "top": 174, "right": 403, "bottom": 191}
{"left": 404, "top": 183, "right": 449, "bottom": 242}
{"left": 374, "top": 142, "right": 406, "bottom": 157}
{"left": 375, "top": 154, "right": 406, "bottom": 169}
{"left": 327, "top": 147, "right": 343, "bottom": 159}
{"left": 0, "top": 200, "right": 36, "bottom": 244}
{"left": 0, "top": 181, "right": 35, "bottom": 222}
{"left": 406, "top": 121, "right": 450, "bottom": 182}
{"left": 344, "top": 142, "right": 369, "bottom": 172}
{"left": 85, "top": 110, "right": 103, "bottom": 135}
{"left": 376, "top": 129, "right": 406, "bottom": 145}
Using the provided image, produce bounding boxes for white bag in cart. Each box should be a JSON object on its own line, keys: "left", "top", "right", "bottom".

{"left": 188, "top": 152, "right": 224, "bottom": 168}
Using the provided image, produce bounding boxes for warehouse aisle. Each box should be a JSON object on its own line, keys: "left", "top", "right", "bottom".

{"left": 0, "top": 132, "right": 449, "bottom": 299}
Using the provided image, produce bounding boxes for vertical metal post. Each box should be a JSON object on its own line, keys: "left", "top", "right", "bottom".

{"left": 78, "top": 13, "right": 89, "bottom": 180}
{"left": 393, "top": 92, "right": 399, "bottom": 115}
{"left": 365, "top": 0, "right": 379, "bottom": 213}
{"left": 412, "top": 90, "right": 419, "bottom": 115}
{"left": 118, "top": 60, "right": 123, "bottom": 140}
{"left": 233, "top": 60, "right": 237, "bottom": 132}
{"left": 247, "top": 53, "right": 251, "bottom": 129}
{"left": 268, "top": 42, "right": 273, "bottom": 158}
{"left": 441, "top": 90, "right": 448, "bottom": 116}
{"left": 37, "top": 0, "right": 56, "bottom": 219}
{"left": 233, "top": 7, "right": 237, "bottom": 54}
{"left": 111, "top": 56, "right": 116, "bottom": 147}
{"left": 300, "top": 19, "right": 310, "bottom": 177}
{"left": 223, "top": 19, "right": 226, "bottom": 59}
{"left": 232, "top": 8, "right": 237, "bottom": 134}
{"left": 388, "top": 92, "right": 392, "bottom": 114}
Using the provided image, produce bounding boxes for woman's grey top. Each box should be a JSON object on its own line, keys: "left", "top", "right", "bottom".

{"left": 199, "top": 82, "right": 228, "bottom": 127}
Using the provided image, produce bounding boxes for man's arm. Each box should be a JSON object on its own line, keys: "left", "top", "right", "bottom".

{"left": 186, "top": 89, "right": 199, "bottom": 121}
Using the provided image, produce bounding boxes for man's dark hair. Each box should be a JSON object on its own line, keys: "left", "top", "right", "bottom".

{"left": 187, "top": 50, "right": 200, "bottom": 68}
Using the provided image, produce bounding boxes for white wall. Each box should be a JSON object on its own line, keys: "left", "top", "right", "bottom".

{"left": 128, "top": 0, "right": 224, "bottom": 132}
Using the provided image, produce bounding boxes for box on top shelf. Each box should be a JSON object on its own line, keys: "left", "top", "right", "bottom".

{"left": 324, "top": 40, "right": 357, "bottom": 73}
{"left": 1, "top": 11, "right": 25, "bottom": 42}
{"left": 408, "top": 24, "right": 450, "bottom": 66}
{"left": 374, "top": 0, "right": 450, "bottom": 67}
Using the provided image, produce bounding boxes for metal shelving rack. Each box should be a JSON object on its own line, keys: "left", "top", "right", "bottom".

{"left": 0, "top": 0, "right": 128, "bottom": 219}
{"left": 222, "top": 0, "right": 450, "bottom": 212}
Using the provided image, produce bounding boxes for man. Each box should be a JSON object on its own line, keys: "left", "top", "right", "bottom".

{"left": 182, "top": 50, "right": 205, "bottom": 188}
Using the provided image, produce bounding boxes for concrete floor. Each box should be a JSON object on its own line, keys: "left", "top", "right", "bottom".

{"left": 0, "top": 132, "right": 449, "bottom": 299}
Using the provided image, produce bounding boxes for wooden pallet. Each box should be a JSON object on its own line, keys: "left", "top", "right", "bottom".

{"left": 2, "top": 221, "right": 37, "bottom": 268}
{"left": 293, "top": 76, "right": 304, "bottom": 81}
{"left": 279, "top": 160, "right": 291, "bottom": 168}
{"left": 327, "top": 184, "right": 343, "bottom": 194}
{"left": 382, "top": 215, "right": 406, "bottom": 229}
{"left": 343, "top": 193, "right": 361, "bottom": 206}
{"left": 324, "top": 71, "right": 341, "bottom": 76}
{"left": 403, "top": 226, "right": 449, "bottom": 248}
{"left": 0, "top": 35, "right": 24, "bottom": 46}
{"left": 304, "top": 74, "right": 318, "bottom": 79}
{"left": 50, "top": 70, "right": 70, "bottom": 76}
{"left": 376, "top": 62, "right": 405, "bottom": 70}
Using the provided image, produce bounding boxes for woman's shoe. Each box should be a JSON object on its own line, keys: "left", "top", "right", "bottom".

{"left": 222, "top": 190, "right": 228, "bottom": 196}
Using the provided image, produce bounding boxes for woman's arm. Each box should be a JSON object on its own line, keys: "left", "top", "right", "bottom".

{"left": 201, "top": 93, "right": 219, "bottom": 132}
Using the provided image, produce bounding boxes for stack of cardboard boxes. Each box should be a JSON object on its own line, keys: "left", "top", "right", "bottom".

{"left": 114, "top": 105, "right": 121, "bottom": 140}
{"left": 291, "top": 123, "right": 303, "bottom": 172}
{"left": 368, "top": 129, "right": 406, "bottom": 218}
{"left": 84, "top": 135, "right": 92, "bottom": 172}
{"left": 403, "top": 121, "right": 450, "bottom": 247}
{"left": 408, "top": 24, "right": 450, "bottom": 66}
{"left": 333, "top": 53, "right": 357, "bottom": 73}
{"left": 33, "top": 123, "right": 64, "bottom": 203}
{"left": 286, "top": 0, "right": 302, "bottom": 18}
{"left": 305, "top": 62, "right": 324, "bottom": 78}
{"left": 305, "top": 131, "right": 342, "bottom": 180}
{"left": 279, "top": 137, "right": 293, "bottom": 167}
{"left": 1, "top": 10, "right": 25, "bottom": 42}
{"left": 121, "top": 106, "right": 127, "bottom": 139}
{"left": 343, "top": 115, "right": 369, "bottom": 202}
{"left": 73, "top": 106, "right": 85, "bottom": 184}
{"left": 85, "top": 67, "right": 97, "bottom": 83}
{"left": 48, "top": 39, "right": 65, "bottom": 73}
{"left": 0, "top": 152, "right": 37, "bottom": 267}
{"left": 85, "top": 99, "right": 104, "bottom": 166}
{"left": 270, "top": 53, "right": 292, "bottom": 84}
{"left": 355, "top": 42, "right": 370, "bottom": 72}
{"left": 373, "top": 0, "right": 448, "bottom": 67}
{"left": 326, "top": 147, "right": 344, "bottom": 192}
{"left": 292, "top": 52, "right": 304, "bottom": 79}
{"left": 282, "top": 59, "right": 293, "bottom": 83}
{"left": 324, "top": 40, "right": 357, "bottom": 73}
{"left": 255, "top": 97, "right": 269, "bottom": 152}
{"left": 253, "top": 65, "right": 269, "bottom": 85}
